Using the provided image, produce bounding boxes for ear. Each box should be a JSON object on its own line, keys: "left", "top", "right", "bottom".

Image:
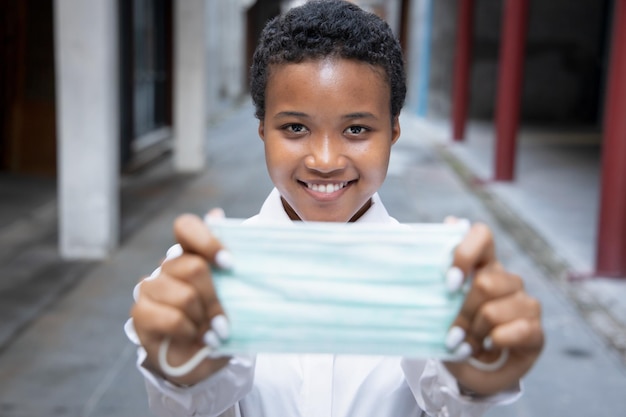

{"left": 391, "top": 116, "right": 401, "bottom": 145}
{"left": 258, "top": 121, "right": 266, "bottom": 142}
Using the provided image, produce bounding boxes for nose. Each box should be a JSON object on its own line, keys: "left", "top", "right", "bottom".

{"left": 304, "top": 132, "right": 346, "bottom": 174}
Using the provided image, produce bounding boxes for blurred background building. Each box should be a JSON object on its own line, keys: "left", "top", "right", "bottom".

{"left": 0, "top": 0, "right": 624, "bottom": 278}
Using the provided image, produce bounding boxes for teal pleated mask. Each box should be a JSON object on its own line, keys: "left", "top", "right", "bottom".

{"left": 203, "top": 220, "right": 468, "bottom": 359}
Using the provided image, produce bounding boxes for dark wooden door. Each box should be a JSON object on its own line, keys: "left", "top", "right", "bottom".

{"left": 0, "top": 0, "right": 57, "bottom": 175}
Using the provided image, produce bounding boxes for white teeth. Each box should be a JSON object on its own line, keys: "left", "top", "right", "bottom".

{"left": 307, "top": 182, "right": 347, "bottom": 193}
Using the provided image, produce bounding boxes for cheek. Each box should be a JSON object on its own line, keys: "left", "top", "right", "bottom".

{"left": 265, "top": 139, "right": 297, "bottom": 175}
{"left": 357, "top": 143, "right": 391, "bottom": 179}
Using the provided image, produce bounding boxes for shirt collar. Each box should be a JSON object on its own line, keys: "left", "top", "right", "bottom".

{"left": 255, "top": 188, "right": 398, "bottom": 225}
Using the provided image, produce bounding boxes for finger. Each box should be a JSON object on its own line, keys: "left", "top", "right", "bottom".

{"left": 133, "top": 267, "right": 160, "bottom": 301}
{"left": 489, "top": 317, "right": 544, "bottom": 351}
{"left": 470, "top": 291, "right": 541, "bottom": 344}
{"left": 141, "top": 272, "right": 206, "bottom": 327}
{"left": 170, "top": 215, "right": 232, "bottom": 345}
{"left": 453, "top": 223, "right": 497, "bottom": 277}
{"left": 131, "top": 297, "right": 198, "bottom": 343}
{"left": 173, "top": 214, "right": 233, "bottom": 269}
{"left": 446, "top": 267, "right": 523, "bottom": 353}
{"left": 459, "top": 267, "right": 523, "bottom": 323}
{"left": 161, "top": 254, "right": 227, "bottom": 323}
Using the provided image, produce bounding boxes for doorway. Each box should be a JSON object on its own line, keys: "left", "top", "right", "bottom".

{"left": 0, "top": 0, "right": 57, "bottom": 176}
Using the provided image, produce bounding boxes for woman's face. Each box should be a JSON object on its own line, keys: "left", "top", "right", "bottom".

{"left": 259, "top": 58, "right": 400, "bottom": 222}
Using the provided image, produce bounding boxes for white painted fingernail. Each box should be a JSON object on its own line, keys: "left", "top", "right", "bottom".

{"left": 203, "top": 330, "right": 221, "bottom": 348}
{"left": 211, "top": 315, "right": 230, "bottom": 340}
{"left": 166, "top": 244, "right": 183, "bottom": 260}
{"left": 483, "top": 336, "right": 494, "bottom": 351}
{"left": 149, "top": 266, "right": 162, "bottom": 280}
{"left": 210, "top": 208, "right": 225, "bottom": 218}
{"left": 457, "top": 218, "right": 471, "bottom": 231}
{"left": 445, "top": 326, "right": 466, "bottom": 351}
{"left": 454, "top": 342, "right": 473, "bottom": 359}
{"left": 215, "top": 250, "right": 234, "bottom": 270}
{"left": 204, "top": 208, "right": 226, "bottom": 225}
{"left": 446, "top": 267, "right": 464, "bottom": 292}
{"left": 132, "top": 282, "right": 142, "bottom": 301}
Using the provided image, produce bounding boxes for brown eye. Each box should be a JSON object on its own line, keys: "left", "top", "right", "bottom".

{"left": 286, "top": 124, "right": 307, "bottom": 133}
{"left": 345, "top": 126, "right": 367, "bottom": 135}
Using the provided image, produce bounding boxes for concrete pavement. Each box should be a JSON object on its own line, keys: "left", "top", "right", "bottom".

{"left": 416, "top": 118, "right": 626, "bottom": 364}
{"left": 0, "top": 101, "right": 625, "bottom": 416}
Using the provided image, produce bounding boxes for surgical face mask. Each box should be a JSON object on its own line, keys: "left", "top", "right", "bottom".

{"left": 159, "top": 220, "right": 469, "bottom": 377}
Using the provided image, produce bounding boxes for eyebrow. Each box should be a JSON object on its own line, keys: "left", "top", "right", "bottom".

{"left": 274, "top": 111, "right": 309, "bottom": 119}
{"left": 273, "top": 111, "right": 378, "bottom": 120}
{"left": 343, "top": 112, "right": 377, "bottom": 120}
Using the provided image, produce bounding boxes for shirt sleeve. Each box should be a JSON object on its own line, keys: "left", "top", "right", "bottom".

{"left": 400, "top": 358, "right": 522, "bottom": 417}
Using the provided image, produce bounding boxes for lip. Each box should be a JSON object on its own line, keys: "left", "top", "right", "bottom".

{"left": 299, "top": 179, "right": 354, "bottom": 201}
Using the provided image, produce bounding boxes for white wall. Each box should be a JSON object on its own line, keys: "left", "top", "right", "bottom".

{"left": 54, "top": 0, "right": 119, "bottom": 259}
{"left": 173, "top": 0, "right": 208, "bottom": 172}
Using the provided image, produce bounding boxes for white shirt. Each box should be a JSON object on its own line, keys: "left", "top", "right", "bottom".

{"left": 125, "top": 189, "right": 520, "bottom": 417}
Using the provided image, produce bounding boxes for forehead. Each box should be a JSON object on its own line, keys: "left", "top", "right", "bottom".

{"left": 268, "top": 57, "right": 388, "bottom": 84}
{"left": 265, "top": 58, "right": 391, "bottom": 109}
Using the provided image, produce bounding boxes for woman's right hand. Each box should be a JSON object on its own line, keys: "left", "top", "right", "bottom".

{"left": 131, "top": 213, "right": 232, "bottom": 386}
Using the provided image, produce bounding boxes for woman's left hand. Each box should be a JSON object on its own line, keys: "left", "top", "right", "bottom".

{"left": 443, "top": 221, "right": 544, "bottom": 396}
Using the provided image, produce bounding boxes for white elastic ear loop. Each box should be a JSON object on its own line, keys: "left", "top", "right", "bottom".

{"left": 466, "top": 348, "right": 510, "bottom": 372}
{"left": 158, "top": 338, "right": 213, "bottom": 378}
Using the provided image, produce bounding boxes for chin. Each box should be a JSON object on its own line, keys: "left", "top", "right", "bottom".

{"left": 300, "top": 211, "right": 351, "bottom": 223}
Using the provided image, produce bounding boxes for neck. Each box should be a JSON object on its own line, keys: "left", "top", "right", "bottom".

{"left": 280, "top": 198, "right": 373, "bottom": 223}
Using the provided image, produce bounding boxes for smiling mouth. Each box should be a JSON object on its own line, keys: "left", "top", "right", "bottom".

{"left": 301, "top": 181, "right": 351, "bottom": 194}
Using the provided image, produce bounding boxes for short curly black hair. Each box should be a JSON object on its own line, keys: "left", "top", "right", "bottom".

{"left": 250, "top": 0, "right": 406, "bottom": 120}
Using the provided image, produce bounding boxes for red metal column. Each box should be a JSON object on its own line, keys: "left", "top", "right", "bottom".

{"left": 493, "top": 0, "right": 529, "bottom": 181}
{"left": 596, "top": 0, "right": 626, "bottom": 278}
{"left": 451, "top": 0, "right": 475, "bottom": 142}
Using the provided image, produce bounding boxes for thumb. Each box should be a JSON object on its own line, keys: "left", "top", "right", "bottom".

{"left": 173, "top": 213, "right": 232, "bottom": 270}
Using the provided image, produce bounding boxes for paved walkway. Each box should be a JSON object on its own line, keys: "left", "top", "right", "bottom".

{"left": 0, "top": 102, "right": 625, "bottom": 416}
